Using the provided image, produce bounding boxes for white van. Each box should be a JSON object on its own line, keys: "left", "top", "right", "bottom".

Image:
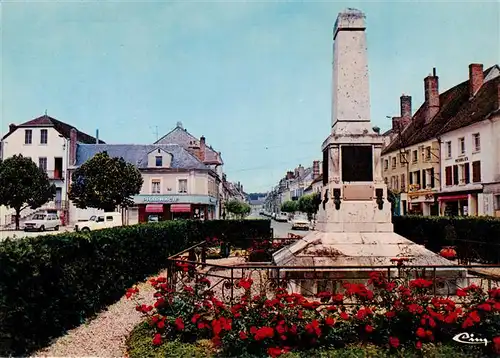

{"left": 74, "top": 212, "right": 123, "bottom": 232}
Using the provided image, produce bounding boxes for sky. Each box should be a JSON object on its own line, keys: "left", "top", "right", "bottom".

{"left": 2, "top": 1, "right": 499, "bottom": 193}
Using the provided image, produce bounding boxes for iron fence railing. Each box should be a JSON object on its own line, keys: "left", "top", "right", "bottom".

{"left": 166, "top": 239, "right": 500, "bottom": 305}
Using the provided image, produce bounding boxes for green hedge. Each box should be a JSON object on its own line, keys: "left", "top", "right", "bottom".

{"left": 393, "top": 216, "right": 500, "bottom": 263}
{"left": 0, "top": 219, "right": 271, "bottom": 356}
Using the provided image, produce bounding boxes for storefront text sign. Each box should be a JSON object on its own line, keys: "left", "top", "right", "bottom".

{"left": 144, "top": 196, "right": 180, "bottom": 203}
{"left": 455, "top": 157, "right": 468, "bottom": 163}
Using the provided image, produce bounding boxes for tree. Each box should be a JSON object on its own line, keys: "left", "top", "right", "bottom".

{"left": 0, "top": 155, "right": 56, "bottom": 230}
{"left": 298, "top": 193, "right": 321, "bottom": 220}
{"left": 224, "top": 199, "right": 251, "bottom": 219}
{"left": 281, "top": 200, "right": 298, "bottom": 213}
{"left": 69, "top": 152, "right": 143, "bottom": 212}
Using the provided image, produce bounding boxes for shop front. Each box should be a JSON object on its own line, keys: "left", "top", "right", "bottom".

{"left": 438, "top": 191, "right": 480, "bottom": 217}
{"left": 407, "top": 191, "right": 437, "bottom": 216}
{"left": 133, "top": 195, "right": 218, "bottom": 223}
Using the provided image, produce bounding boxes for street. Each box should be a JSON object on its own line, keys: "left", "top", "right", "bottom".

{"left": 0, "top": 227, "right": 74, "bottom": 241}
{"left": 249, "top": 212, "right": 310, "bottom": 238}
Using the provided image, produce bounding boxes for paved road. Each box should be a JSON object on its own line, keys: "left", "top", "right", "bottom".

{"left": 0, "top": 227, "right": 74, "bottom": 241}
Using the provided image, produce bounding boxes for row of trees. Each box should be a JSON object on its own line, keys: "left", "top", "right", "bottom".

{"left": 0, "top": 153, "right": 251, "bottom": 229}
{"left": 280, "top": 192, "right": 321, "bottom": 220}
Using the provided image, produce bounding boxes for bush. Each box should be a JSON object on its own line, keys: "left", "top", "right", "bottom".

{"left": 127, "top": 273, "right": 499, "bottom": 357}
{"left": 393, "top": 216, "right": 500, "bottom": 263}
{"left": 0, "top": 219, "right": 271, "bottom": 356}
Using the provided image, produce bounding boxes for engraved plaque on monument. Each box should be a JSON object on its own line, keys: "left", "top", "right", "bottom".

{"left": 341, "top": 146, "right": 373, "bottom": 182}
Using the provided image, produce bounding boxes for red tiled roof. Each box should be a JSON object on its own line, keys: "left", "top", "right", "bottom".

{"left": 2, "top": 115, "right": 105, "bottom": 144}
{"left": 382, "top": 66, "right": 498, "bottom": 155}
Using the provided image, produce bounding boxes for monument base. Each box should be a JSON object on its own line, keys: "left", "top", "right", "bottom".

{"left": 272, "top": 231, "right": 467, "bottom": 296}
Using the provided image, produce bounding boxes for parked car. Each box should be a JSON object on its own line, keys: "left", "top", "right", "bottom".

{"left": 24, "top": 212, "right": 61, "bottom": 232}
{"left": 74, "top": 212, "right": 123, "bottom": 232}
{"left": 275, "top": 213, "right": 288, "bottom": 222}
{"left": 291, "top": 215, "right": 310, "bottom": 230}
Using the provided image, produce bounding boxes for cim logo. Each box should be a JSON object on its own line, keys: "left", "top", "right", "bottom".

{"left": 452, "top": 332, "right": 489, "bottom": 346}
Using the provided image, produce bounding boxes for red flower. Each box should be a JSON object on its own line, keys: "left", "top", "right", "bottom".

{"left": 493, "top": 336, "right": 500, "bottom": 354}
{"left": 340, "top": 312, "right": 349, "bottom": 320}
{"left": 191, "top": 314, "right": 200, "bottom": 323}
{"left": 416, "top": 327, "right": 426, "bottom": 338}
{"left": 416, "top": 341, "right": 422, "bottom": 350}
{"left": 456, "top": 288, "right": 467, "bottom": 297}
{"left": 238, "top": 278, "right": 253, "bottom": 290}
{"left": 478, "top": 303, "right": 492, "bottom": 312}
{"left": 325, "top": 316, "right": 335, "bottom": 327}
{"left": 385, "top": 311, "right": 395, "bottom": 319}
{"left": 157, "top": 320, "right": 165, "bottom": 329}
{"left": 389, "top": 336, "right": 400, "bottom": 348}
{"left": 175, "top": 317, "right": 185, "bottom": 331}
{"left": 125, "top": 287, "right": 139, "bottom": 299}
{"left": 365, "top": 325, "right": 373, "bottom": 333}
{"left": 152, "top": 333, "right": 162, "bottom": 346}
{"left": 408, "top": 303, "right": 424, "bottom": 314}
{"left": 267, "top": 347, "right": 289, "bottom": 357}
{"left": 254, "top": 326, "right": 274, "bottom": 341}
{"left": 305, "top": 319, "right": 321, "bottom": 336}
{"left": 239, "top": 331, "right": 248, "bottom": 340}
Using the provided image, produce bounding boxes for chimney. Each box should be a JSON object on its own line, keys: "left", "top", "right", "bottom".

{"left": 469, "top": 63, "right": 484, "bottom": 98}
{"left": 400, "top": 94, "right": 412, "bottom": 119}
{"left": 199, "top": 136, "right": 206, "bottom": 162}
{"left": 69, "top": 128, "right": 77, "bottom": 166}
{"left": 424, "top": 68, "right": 439, "bottom": 123}
{"left": 312, "top": 160, "right": 320, "bottom": 179}
{"left": 95, "top": 129, "right": 99, "bottom": 144}
{"left": 9, "top": 123, "right": 16, "bottom": 133}
{"left": 298, "top": 164, "right": 305, "bottom": 178}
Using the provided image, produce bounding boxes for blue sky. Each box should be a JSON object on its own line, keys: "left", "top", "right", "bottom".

{"left": 2, "top": 1, "right": 499, "bottom": 193}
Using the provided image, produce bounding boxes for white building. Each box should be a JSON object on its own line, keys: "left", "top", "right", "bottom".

{"left": 437, "top": 65, "right": 500, "bottom": 216}
{"left": 0, "top": 115, "right": 102, "bottom": 227}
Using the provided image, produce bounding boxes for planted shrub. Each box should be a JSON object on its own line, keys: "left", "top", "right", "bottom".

{"left": 0, "top": 219, "right": 271, "bottom": 356}
{"left": 393, "top": 216, "right": 500, "bottom": 263}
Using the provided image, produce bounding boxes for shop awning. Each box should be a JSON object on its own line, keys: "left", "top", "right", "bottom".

{"left": 145, "top": 204, "right": 164, "bottom": 213}
{"left": 170, "top": 204, "right": 191, "bottom": 213}
{"left": 438, "top": 195, "right": 469, "bottom": 202}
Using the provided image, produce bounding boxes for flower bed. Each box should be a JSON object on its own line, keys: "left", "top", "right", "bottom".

{"left": 127, "top": 272, "right": 500, "bottom": 357}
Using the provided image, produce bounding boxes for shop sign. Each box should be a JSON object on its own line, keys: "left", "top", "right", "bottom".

{"left": 143, "top": 196, "right": 180, "bottom": 203}
{"left": 134, "top": 195, "right": 217, "bottom": 205}
{"left": 455, "top": 157, "right": 468, "bottom": 163}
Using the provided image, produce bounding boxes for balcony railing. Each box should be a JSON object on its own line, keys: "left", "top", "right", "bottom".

{"left": 46, "top": 170, "right": 65, "bottom": 180}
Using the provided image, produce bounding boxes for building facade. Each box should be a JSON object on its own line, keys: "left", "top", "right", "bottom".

{"left": 0, "top": 115, "right": 103, "bottom": 227}
{"left": 382, "top": 63, "right": 500, "bottom": 217}
{"left": 69, "top": 142, "right": 220, "bottom": 224}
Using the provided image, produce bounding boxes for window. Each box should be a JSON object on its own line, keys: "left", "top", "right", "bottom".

{"left": 425, "top": 146, "right": 431, "bottom": 161}
{"left": 445, "top": 141, "right": 452, "bottom": 158}
{"left": 400, "top": 174, "right": 406, "bottom": 191}
{"left": 445, "top": 166, "right": 452, "bottom": 186}
{"left": 399, "top": 152, "right": 406, "bottom": 167}
{"left": 495, "top": 195, "right": 500, "bottom": 210}
{"left": 430, "top": 167, "right": 435, "bottom": 188}
{"left": 458, "top": 137, "right": 465, "bottom": 155}
{"left": 155, "top": 156, "right": 163, "bottom": 167}
{"left": 473, "top": 133, "right": 481, "bottom": 152}
{"left": 391, "top": 157, "right": 397, "bottom": 168}
{"left": 25, "top": 129, "right": 32, "bottom": 144}
{"left": 412, "top": 150, "right": 418, "bottom": 163}
{"left": 40, "top": 129, "right": 48, "bottom": 144}
{"left": 459, "top": 164, "right": 470, "bottom": 184}
{"left": 384, "top": 159, "right": 388, "bottom": 171}
{"left": 38, "top": 157, "right": 47, "bottom": 172}
{"left": 151, "top": 180, "right": 161, "bottom": 194}
{"left": 472, "top": 161, "right": 481, "bottom": 183}
{"left": 96, "top": 216, "right": 105, "bottom": 223}
{"left": 422, "top": 169, "right": 426, "bottom": 188}
{"left": 178, "top": 179, "right": 188, "bottom": 193}
{"left": 106, "top": 216, "right": 114, "bottom": 222}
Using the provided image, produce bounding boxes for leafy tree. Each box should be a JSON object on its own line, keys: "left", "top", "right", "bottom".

{"left": 69, "top": 152, "right": 143, "bottom": 212}
{"left": 298, "top": 193, "right": 321, "bottom": 220}
{"left": 281, "top": 200, "right": 299, "bottom": 213}
{"left": 224, "top": 199, "right": 251, "bottom": 219}
{"left": 0, "top": 154, "right": 56, "bottom": 230}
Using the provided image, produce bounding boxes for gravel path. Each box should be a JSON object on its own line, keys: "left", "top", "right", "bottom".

{"left": 33, "top": 269, "right": 168, "bottom": 358}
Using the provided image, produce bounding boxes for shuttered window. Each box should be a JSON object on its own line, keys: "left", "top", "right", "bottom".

{"left": 430, "top": 168, "right": 435, "bottom": 188}
{"left": 464, "top": 163, "right": 470, "bottom": 184}
{"left": 472, "top": 161, "right": 481, "bottom": 183}
{"left": 445, "top": 166, "right": 452, "bottom": 186}
{"left": 422, "top": 170, "right": 427, "bottom": 189}
{"left": 453, "top": 165, "right": 459, "bottom": 185}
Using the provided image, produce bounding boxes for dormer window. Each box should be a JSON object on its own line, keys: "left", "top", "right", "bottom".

{"left": 155, "top": 156, "right": 162, "bottom": 167}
